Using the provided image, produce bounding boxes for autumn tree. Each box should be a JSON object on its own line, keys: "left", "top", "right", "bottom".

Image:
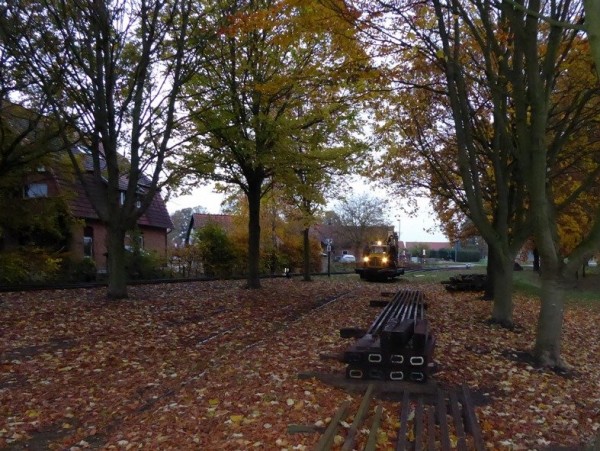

{"left": 277, "top": 174, "right": 332, "bottom": 280}
{"left": 283, "top": 168, "right": 325, "bottom": 282}
{"left": 177, "top": 0, "right": 371, "bottom": 288}
{"left": 0, "top": 35, "right": 59, "bottom": 176}
{"left": 505, "top": 0, "right": 600, "bottom": 78}
{"left": 0, "top": 102, "right": 68, "bottom": 180}
{"left": 216, "top": 189, "right": 322, "bottom": 276}
{"left": 480, "top": 1, "right": 600, "bottom": 367}
{"left": 359, "top": 1, "right": 530, "bottom": 326}
{"left": 1, "top": 38, "right": 71, "bottom": 179}
{"left": 277, "top": 110, "right": 366, "bottom": 281}
{"left": 332, "top": 192, "right": 389, "bottom": 257}
{"left": 0, "top": 0, "right": 195, "bottom": 298}
{"left": 545, "top": 39, "right": 600, "bottom": 268}
{"left": 0, "top": 150, "right": 78, "bottom": 284}
{"left": 386, "top": 0, "right": 600, "bottom": 367}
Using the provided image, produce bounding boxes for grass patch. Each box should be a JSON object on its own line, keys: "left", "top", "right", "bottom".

{"left": 329, "top": 265, "right": 598, "bottom": 310}
{"left": 513, "top": 269, "right": 600, "bottom": 310}
{"left": 406, "top": 269, "right": 485, "bottom": 284}
{"left": 513, "top": 270, "right": 542, "bottom": 297}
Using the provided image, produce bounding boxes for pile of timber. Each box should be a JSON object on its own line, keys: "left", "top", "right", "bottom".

{"left": 340, "top": 289, "right": 435, "bottom": 383}
{"left": 441, "top": 273, "right": 488, "bottom": 292}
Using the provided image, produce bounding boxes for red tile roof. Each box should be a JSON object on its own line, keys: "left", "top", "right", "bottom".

{"left": 58, "top": 156, "right": 173, "bottom": 230}
{"left": 190, "top": 213, "right": 234, "bottom": 230}
{"left": 2, "top": 101, "right": 172, "bottom": 231}
{"left": 186, "top": 214, "right": 234, "bottom": 243}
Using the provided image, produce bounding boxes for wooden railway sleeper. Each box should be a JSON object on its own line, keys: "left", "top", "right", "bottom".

{"left": 395, "top": 386, "right": 485, "bottom": 451}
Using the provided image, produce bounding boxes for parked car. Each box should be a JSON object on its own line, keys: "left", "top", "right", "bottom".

{"left": 339, "top": 254, "right": 356, "bottom": 263}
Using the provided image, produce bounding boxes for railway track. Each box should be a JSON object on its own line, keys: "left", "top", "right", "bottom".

{"left": 0, "top": 265, "right": 476, "bottom": 293}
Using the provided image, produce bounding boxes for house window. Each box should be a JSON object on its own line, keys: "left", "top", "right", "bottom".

{"left": 120, "top": 191, "right": 143, "bottom": 209}
{"left": 125, "top": 232, "right": 144, "bottom": 251}
{"left": 23, "top": 182, "right": 48, "bottom": 198}
{"left": 136, "top": 234, "right": 144, "bottom": 249}
{"left": 83, "top": 226, "right": 94, "bottom": 257}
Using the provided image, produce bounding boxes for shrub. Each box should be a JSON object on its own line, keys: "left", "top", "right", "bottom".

{"left": 456, "top": 249, "right": 482, "bottom": 262}
{"left": 0, "top": 252, "right": 29, "bottom": 284}
{"left": 194, "top": 223, "right": 236, "bottom": 278}
{"left": 125, "top": 249, "right": 167, "bottom": 280}
{"left": 65, "top": 257, "right": 97, "bottom": 282}
{"left": 0, "top": 248, "right": 63, "bottom": 284}
{"left": 168, "top": 246, "right": 203, "bottom": 278}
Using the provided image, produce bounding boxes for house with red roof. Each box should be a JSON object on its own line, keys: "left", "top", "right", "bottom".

{"left": 7, "top": 152, "right": 172, "bottom": 274}
{"left": 0, "top": 101, "right": 173, "bottom": 275}
{"left": 65, "top": 156, "right": 173, "bottom": 272}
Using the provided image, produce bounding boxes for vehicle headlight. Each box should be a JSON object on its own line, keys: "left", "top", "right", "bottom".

{"left": 363, "top": 256, "right": 369, "bottom": 263}
{"left": 382, "top": 257, "right": 388, "bottom": 264}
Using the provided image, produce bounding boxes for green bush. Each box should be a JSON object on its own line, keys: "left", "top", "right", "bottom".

{"left": 64, "top": 257, "right": 97, "bottom": 282}
{"left": 456, "top": 249, "right": 482, "bottom": 262}
{"left": 425, "top": 248, "right": 481, "bottom": 262}
{"left": 429, "top": 248, "right": 455, "bottom": 260}
{"left": 0, "top": 253, "right": 29, "bottom": 284}
{"left": 0, "top": 248, "right": 63, "bottom": 284}
{"left": 194, "top": 224, "right": 236, "bottom": 278}
{"left": 125, "top": 249, "right": 167, "bottom": 280}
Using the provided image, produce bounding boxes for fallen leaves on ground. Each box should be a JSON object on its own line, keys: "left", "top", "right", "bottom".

{"left": 0, "top": 276, "right": 599, "bottom": 450}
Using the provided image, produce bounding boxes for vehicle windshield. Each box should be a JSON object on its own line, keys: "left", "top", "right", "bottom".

{"left": 369, "top": 246, "right": 387, "bottom": 255}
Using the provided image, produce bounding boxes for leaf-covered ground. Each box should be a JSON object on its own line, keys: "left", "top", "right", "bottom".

{"left": 0, "top": 276, "right": 599, "bottom": 450}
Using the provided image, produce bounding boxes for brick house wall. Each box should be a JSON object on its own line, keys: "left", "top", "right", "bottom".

{"left": 70, "top": 223, "right": 168, "bottom": 272}
{"left": 18, "top": 155, "right": 172, "bottom": 273}
{"left": 138, "top": 227, "right": 168, "bottom": 256}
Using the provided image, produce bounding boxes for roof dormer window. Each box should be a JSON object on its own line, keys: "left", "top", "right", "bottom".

{"left": 23, "top": 182, "right": 48, "bottom": 198}
{"left": 120, "top": 192, "right": 142, "bottom": 209}
{"left": 74, "top": 144, "right": 92, "bottom": 155}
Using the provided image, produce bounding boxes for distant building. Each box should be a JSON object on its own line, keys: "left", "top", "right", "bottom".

{"left": 311, "top": 223, "right": 393, "bottom": 259}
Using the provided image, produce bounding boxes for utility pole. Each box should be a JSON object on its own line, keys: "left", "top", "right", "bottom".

{"left": 326, "top": 238, "right": 332, "bottom": 277}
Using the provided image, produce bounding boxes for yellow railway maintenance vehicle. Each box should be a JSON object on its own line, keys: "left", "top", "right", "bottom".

{"left": 355, "top": 233, "right": 405, "bottom": 281}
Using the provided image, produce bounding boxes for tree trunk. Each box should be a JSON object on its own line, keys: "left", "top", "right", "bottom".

{"left": 534, "top": 274, "right": 567, "bottom": 368}
{"left": 533, "top": 248, "right": 540, "bottom": 272}
{"left": 529, "top": 165, "right": 568, "bottom": 368}
{"left": 106, "top": 225, "right": 128, "bottom": 299}
{"left": 246, "top": 185, "right": 262, "bottom": 289}
{"left": 302, "top": 227, "right": 311, "bottom": 282}
{"left": 483, "top": 247, "right": 495, "bottom": 301}
{"left": 584, "top": 0, "right": 600, "bottom": 75}
{"left": 489, "top": 249, "right": 515, "bottom": 328}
